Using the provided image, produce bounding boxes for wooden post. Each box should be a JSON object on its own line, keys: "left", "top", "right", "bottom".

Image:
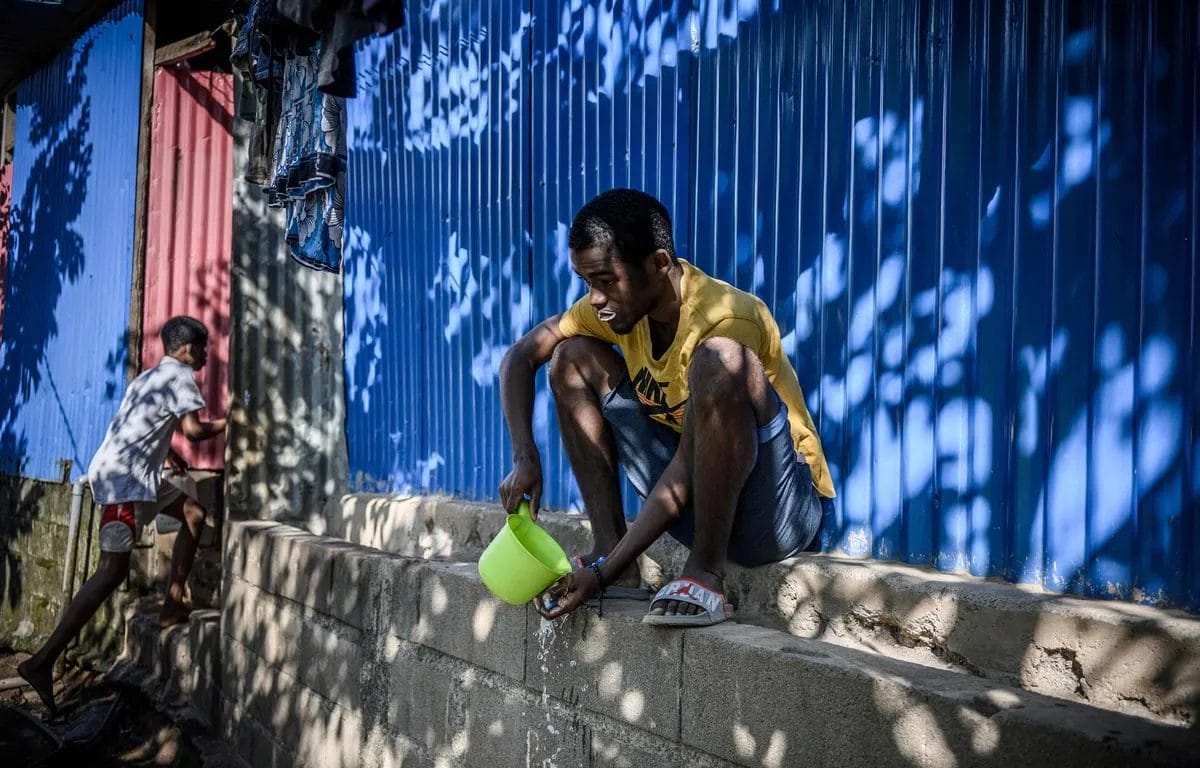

{"left": 1, "top": 92, "right": 15, "bottom": 164}
{"left": 127, "top": 0, "right": 157, "bottom": 383}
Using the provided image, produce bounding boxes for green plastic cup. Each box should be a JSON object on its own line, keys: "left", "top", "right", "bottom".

{"left": 478, "top": 500, "right": 572, "bottom": 605}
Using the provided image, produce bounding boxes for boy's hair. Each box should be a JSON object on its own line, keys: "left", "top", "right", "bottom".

{"left": 160, "top": 315, "right": 208, "bottom": 353}
{"left": 568, "top": 188, "right": 676, "bottom": 266}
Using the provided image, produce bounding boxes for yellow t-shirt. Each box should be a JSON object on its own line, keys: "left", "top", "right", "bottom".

{"left": 558, "top": 260, "right": 835, "bottom": 498}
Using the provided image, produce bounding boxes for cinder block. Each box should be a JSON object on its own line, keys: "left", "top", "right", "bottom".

{"left": 266, "top": 529, "right": 336, "bottom": 612}
{"left": 454, "top": 671, "right": 543, "bottom": 768}
{"left": 422, "top": 497, "right": 493, "bottom": 561}
{"left": 373, "top": 553, "right": 423, "bottom": 643}
{"left": 188, "top": 610, "right": 222, "bottom": 726}
{"left": 336, "top": 494, "right": 429, "bottom": 553}
{"left": 381, "top": 644, "right": 456, "bottom": 751}
{"left": 249, "top": 718, "right": 278, "bottom": 768}
{"left": 222, "top": 638, "right": 267, "bottom": 724}
{"left": 362, "top": 723, "right": 436, "bottom": 768}
{"left": 258, "top": 601, "right": 304, "bottom": 681}
{"left": 524, "top": 603, "right": 682, "bottom": 739}
{"left": 328, "top": 541, "right": 381, "bottom": 630}
{"left": 300, "top": 612, "right": 364, "bottom": 709}
{"left": 220, "top": 638, "right": 250, "bottom": 709}
{"left": 221, "top": 696, "right": 273, "bottom": 768}
{"left": 233, "top": 710, "right": 260, "bottom": 764}
{"left": 219, "top": 695, "right": 239, "bottom": 746}
{"left": 588, "top": 730, "right": 681, "bottom": 768}
{"left": 680, "top": 622, "right": 1200, "bottom": 768}
{"left": 223, "top": 520, "right": 282, "bottom": 584}
{"left": 159, "top": 623, "right": 191, "bottom": 706}
{"left": 267, "top": 678, "right": 329, "bottom": 763}
{"left": 680, "top": 623, "right": 930, "bottom": 768}
{"left": 220, "top": 577, "right": 260, "bottom": 654}
{"left": 414, "top": 562, "right": 526, "bottom": 679}
{"left": 123, "top": 612, "right": 160, "bottom": 674}
{"left": 189, "top": 609, "right": 221, "bottom": 669}
{"left": 321, "top": 704, "right": 365, "bottom": 768}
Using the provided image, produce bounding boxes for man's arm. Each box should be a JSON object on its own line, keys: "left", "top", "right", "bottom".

{"left": 538, "top": 448, "right": 690, "bottom": 619}
{"left": 497, "top": 315, "right": 567, "bottom": 516}
{"left": 178, "top": 412, "right": 228, "bottom": 443}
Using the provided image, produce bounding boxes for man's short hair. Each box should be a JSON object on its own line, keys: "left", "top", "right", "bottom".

{"left": 160, "top": 315, "right": 208, "bottom": 353}
{"left": 568, "top": 188, "right": 676, "bottom": 265}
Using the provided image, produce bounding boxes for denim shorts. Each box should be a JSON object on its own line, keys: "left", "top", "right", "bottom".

{"left": 600, "top": 377, "right": 822, "bottom": 567}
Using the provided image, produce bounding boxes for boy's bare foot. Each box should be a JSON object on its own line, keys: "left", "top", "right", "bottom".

{"left": 16, "top": 659, "right": 57, "bottom": 716}
{"left": 158, "top": 600, "right": 192, "bottom": 629}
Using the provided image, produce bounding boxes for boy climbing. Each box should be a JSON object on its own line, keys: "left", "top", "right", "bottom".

{"left": 18, "top": 315, "right": 226, "bottom": 714}
{"left": 498, "top": 189, "right": 835, "bottom": 626}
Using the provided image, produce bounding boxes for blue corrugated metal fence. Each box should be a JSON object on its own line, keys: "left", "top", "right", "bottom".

{"left": 0, "top": 1, "right": 144, "bottom": 482}
{"left": 344, "top": 0, "right": 1199, "bottom": 609}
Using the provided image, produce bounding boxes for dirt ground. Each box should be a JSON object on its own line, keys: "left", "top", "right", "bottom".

{"left": 0, "top": 652, "right": 243, "bottom": 767}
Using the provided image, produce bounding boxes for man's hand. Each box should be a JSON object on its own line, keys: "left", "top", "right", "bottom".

{"left": 534, "top": 566, "right": 599, "bottom": 620}
{"left": 498, "top": 449, "right": 543, "bottom": 518}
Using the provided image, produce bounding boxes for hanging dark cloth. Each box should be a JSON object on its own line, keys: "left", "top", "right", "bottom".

{"left": 275, "top": 0, "right": 405, "bottom": 97}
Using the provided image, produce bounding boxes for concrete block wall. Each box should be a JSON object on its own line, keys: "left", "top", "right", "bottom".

{"left": 113, "top": 604, "right": 224, "bottom": 729}
{"left": 322, "top": 495, "right": 1200, "bottom": 729}
{"left": 0, "top": 473, "right": 133, "bottom": 660}
{"left": 1, "top": 471, "right": 223, "bottom": 662}
{"left": 219, "top": 520, "right": 1200, "bottom": 768}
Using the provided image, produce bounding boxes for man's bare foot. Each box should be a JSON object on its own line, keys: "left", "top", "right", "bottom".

{"left": 16, "top": 659, "right": 57, "bottom": 716}
{"left": 648, "top": 564, "right": 724, "bottom": 617}
{"left": 158, "top": 600, "right": 192, "bottom": 629}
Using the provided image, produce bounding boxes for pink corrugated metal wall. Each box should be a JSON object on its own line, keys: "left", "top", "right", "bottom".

{"left": 141, "top": 66, "right": 233, "bottom": 469}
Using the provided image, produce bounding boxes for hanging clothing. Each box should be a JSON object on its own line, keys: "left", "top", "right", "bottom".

{"left": 269, "top": 41, "right": 346, "bottom": 272}
{"left": 232, "top": 0, "right": 347, "bottom": 271}
{"left": 231, "top": 0, "right": 403, "bottom": 271}
{"left": 275, "top": 0, "right": 405, "bottom": 97}
{"left": 231, "top": 0, "right": 298, "bottom": 185}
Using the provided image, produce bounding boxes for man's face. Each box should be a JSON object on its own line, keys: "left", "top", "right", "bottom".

{"left": 570, "top": 246, "right": 657, "bottom": 335}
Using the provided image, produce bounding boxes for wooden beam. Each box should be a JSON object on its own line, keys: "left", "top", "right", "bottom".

{"left": 126, "top": 0, "right": 156, "bottom": 383}
{"left": 154, "top": 28, "right": 216, "bottom": 67}
{"left": 2, "top": 92, "right": 15, "bottom": 165}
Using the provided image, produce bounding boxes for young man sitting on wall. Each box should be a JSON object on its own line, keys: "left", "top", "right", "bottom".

{"left": 498, "top": 189, "right": 835, "bottom": 626}
{"left": 18, "top": 316, "right": 226, "bottom": 714}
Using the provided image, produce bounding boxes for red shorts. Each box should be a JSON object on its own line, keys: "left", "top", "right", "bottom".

{"left": 98, "top": 503, "right": 139, "bottom": 553}
{"left": 96, "top": 474, "right": 194, "bottom": 553}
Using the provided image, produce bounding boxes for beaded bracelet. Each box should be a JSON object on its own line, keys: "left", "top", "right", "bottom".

{"left": 588, "top": 556, "right": 607, "bottom": 596}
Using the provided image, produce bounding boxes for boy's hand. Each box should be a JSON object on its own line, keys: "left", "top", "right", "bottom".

{"left": 166, "top": 451, "right": 187, "bottom": 475}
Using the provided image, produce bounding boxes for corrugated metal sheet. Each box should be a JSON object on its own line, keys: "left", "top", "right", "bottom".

{"left": 345, "top": 0, "right": 531, "bottom": 498}
{"left": 226, "top": 105, "right": 348, "bottom": 522}
{"left": 141, "top": 66, "right": 233, "bottom": 470}
{"left": 0, "top": 0, "right": 144, "bottom": 483}
{"left": 345, "top": 0, "right": 1200, "bottom": 609}
{"left": 0, "top": 162, "right": 11, "bottom": 336}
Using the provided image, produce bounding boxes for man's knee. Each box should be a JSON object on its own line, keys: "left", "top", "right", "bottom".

{"left": 689, "top": 338, "right": 761, "bottom": 407}
{"left": 549, "top": 336, "right": 615, "bottom": 396}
